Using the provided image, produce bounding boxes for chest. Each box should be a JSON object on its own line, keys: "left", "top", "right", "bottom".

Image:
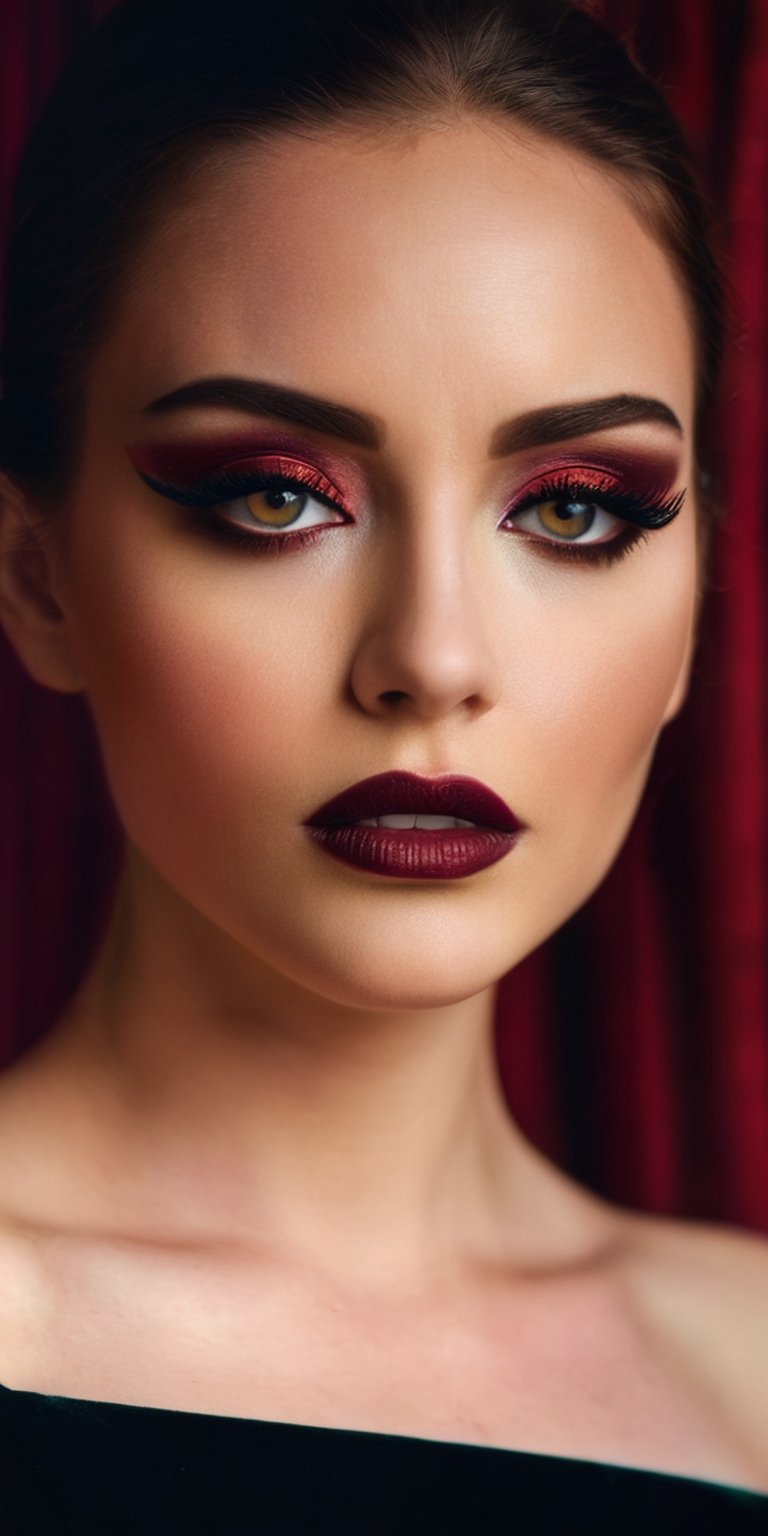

{"left": 3, "top": 1239, "right": 764, "bottom": 1490}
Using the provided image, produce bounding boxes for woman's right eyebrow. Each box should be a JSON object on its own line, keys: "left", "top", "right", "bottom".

{"left": 141, "top": 377, "right": 683, "bottom": 455}
{"left": 142, "top": 377, "right": 382, "bottom": 449}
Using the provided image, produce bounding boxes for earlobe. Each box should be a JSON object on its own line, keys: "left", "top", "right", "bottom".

{"left": 0, "top": 474, "right": 85, "bottom": 694}
{"left": 661, "top": 669, "right": 690, "bottom": 726}
{"left": 662, "top": 561, "right": 709, "bottom": 727}
{"left": 661, "top": 623, "right": 697, "bottom": 727}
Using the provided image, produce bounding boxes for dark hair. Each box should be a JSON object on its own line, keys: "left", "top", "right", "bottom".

{"left": 0, "top": 0, "right": 724, "bottom": 525}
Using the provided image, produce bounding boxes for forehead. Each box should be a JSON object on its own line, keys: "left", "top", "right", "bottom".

{"left": 96, "top": 118, "right": 696, "bottom": 448}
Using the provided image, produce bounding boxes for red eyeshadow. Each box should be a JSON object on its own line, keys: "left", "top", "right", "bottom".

{"left": 514, "top": 446, "right": 682, "bottom": 502}
{"left": 125, "top": 431, "right": 359, "bottom": 493}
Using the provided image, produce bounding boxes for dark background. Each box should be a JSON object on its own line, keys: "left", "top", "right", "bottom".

{"left": 0, "top": 0, "right": 766, "bottom": 1226}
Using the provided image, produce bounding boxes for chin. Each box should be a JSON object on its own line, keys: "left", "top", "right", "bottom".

{"left": 246, "top": 913, "right": 542, "bottom": 1015}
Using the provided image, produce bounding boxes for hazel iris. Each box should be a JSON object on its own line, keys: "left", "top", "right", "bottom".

{"left": 539, "top": 500, "right": 596, "bottom": 539}
{"left": 249, "top": 488, "right": 307, "bottom": 527}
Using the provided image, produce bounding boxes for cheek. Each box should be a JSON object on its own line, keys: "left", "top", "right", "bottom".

{"left": 536, "top": 617, "right": 681, "bottom": 786}
{"left": 66, "top": 527, "right": 330, "bottom": 858}
{"left": 511, "top": 542, "right": 696, "bottom": 872}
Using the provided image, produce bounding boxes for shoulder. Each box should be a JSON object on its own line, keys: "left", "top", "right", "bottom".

{"left": 0, "top": 1049, "right": 81, "bottom": 1387}
{"left": 0, "top": 1216, "right": 44, "bottom": 1391}
{"left": 617, "top": 1208, "right": 768, "bottom": 1449}
{"left": 622, "top": 1209, "right": 768, "bottom": 1332}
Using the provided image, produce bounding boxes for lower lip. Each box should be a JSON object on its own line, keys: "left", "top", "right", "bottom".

{"left": 306, "top": 824, "right": 521, "bottom": 879}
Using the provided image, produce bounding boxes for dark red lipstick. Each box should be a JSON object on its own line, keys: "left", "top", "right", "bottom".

{"left": 305, "top": 771, "right": 524, "bottom": 880}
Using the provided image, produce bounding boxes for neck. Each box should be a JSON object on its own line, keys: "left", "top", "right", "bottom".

{"left": 29, "top": 847, "right": 595, "bottom": 1283}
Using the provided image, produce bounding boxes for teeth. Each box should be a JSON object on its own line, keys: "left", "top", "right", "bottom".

{"left": 413, "top": 814, "right": 476, "bottom": 830}
{"left": 356, "top": 814, "right": 478, "bottom": 830}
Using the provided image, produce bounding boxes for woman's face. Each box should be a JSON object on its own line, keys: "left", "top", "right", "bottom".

{"left": 50, "top": 119, "right": 698, "bottom": 1009}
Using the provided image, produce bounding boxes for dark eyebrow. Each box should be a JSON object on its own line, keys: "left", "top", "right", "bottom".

{"left": 488, "top": 393, "right": 683, "bottom": 455}
{"left": 143, "top": 377, "right": 382, "bottom": 449}
{"left": 142, "top": 377, "right": 683, "bottom": 455}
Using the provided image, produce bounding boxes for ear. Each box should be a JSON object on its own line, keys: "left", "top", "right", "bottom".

{"left": 0, "top": 473, "right": 85, "bottom": 693}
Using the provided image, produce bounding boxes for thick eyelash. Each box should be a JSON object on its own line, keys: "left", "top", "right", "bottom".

{"left": 138, "top": 464, "right": 346, "bottom": 514}
{"left": 503, "top": 473, "right": 685, "bottom": 568}
{"left": 136, "top": 464, "right": 349, "bottom": 556}
{"left": 139, "top": 463, "right": 685, "bottom": 565}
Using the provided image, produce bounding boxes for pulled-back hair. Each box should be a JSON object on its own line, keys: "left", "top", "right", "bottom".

{"left": 0, "top": 0, "right": 723, "bottom": 517}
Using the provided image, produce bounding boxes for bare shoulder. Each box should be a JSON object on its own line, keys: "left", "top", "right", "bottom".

{"left": 618, "top": 1206, "right": 768, "bottom": 1431}
{"left": 0, "top": 1044, "right": 82, "bottom": 1384}
{"left": 0, "top": 1209, "right": 45, "bottom": 1389}
{"left": 623, "top": 1207, "right": 768, "bottom": 1326}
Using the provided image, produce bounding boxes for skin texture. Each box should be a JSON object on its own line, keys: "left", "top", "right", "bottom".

{"left": 31, "top": 121, "right": 697, "bottom": 1009}
{"left": 1, "top": 117, "right": 767, "bottom": 1488}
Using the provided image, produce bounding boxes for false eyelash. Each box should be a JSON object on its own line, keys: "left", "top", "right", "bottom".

{"left": 136, "top": 464, "right": 347, "bottom": 516}
{"left": 136, "top": 464, "right": 349, "bottom": 556}
{"left": 508, "top": 473, "right": 685, "bottom": 530}
{"left": 501, "top": 473, "right": 685, "bottom": 568}
{"left": 139, "top": 463, "right": 684, "bottom": 565}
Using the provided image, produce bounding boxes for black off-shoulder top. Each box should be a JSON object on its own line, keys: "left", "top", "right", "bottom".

{"left": 2, "top": 1380, "right": 768, "bottom": 1534}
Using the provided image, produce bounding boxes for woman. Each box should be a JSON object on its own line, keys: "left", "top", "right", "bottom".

{"left": 0, "top": 0, "right": 766, "bottom": 1528}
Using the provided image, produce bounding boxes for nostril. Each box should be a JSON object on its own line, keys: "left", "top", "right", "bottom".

{"left": 380, "top": 690, "right": 409, "bottom": 705}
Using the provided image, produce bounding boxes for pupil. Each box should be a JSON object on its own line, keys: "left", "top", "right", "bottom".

{"left": 557, "top": 500, "right": 589, "bottom": 522}
{"left": 265, "top": 490, "right": 292, "bottom": 509}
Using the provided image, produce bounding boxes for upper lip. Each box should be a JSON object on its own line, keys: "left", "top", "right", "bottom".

{"left": 305, "top": 771, "right": 522, "bottom": 833}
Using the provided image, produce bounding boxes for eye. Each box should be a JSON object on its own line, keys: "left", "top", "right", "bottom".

{"left": 128, "top": 453, "right": 352, "bottom": 554}
{"left": 499, "top": 471, "right": 686, "bottom": 566}
{"left": 218, "top": 480, "right": 345, "bottom": 536}
{"left": 508, "top": 495, "right": 621, "bottom": 545}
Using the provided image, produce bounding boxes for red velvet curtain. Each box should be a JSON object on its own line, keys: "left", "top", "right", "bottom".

{"left": 1, "top": 1, "right": 766, "bottom": 1227}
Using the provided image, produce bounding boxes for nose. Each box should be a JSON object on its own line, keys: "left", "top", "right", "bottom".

{"left": 348, "top": 501, "right": 502, "bottom": 722}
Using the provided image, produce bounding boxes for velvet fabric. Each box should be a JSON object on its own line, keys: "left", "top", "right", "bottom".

{"left": 2, "top": 1382, "right": 768, "bottom": 1534}
{"left": 0, "top": 1, "right": 766, "bottom": 1226}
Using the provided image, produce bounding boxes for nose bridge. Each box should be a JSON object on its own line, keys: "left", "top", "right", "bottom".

{"left": 348, "top": 477, "right": 502, "bottom": 720}
{"left": 391, "top": 495, "right": 473, "bottom": 640}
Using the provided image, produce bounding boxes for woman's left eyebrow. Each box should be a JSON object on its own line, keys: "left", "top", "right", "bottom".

{"left": 141, "top": 376, "right": 683, "bottom": 455}
{"left": 489, "top": 394, "right": 683, "bottom": 454}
